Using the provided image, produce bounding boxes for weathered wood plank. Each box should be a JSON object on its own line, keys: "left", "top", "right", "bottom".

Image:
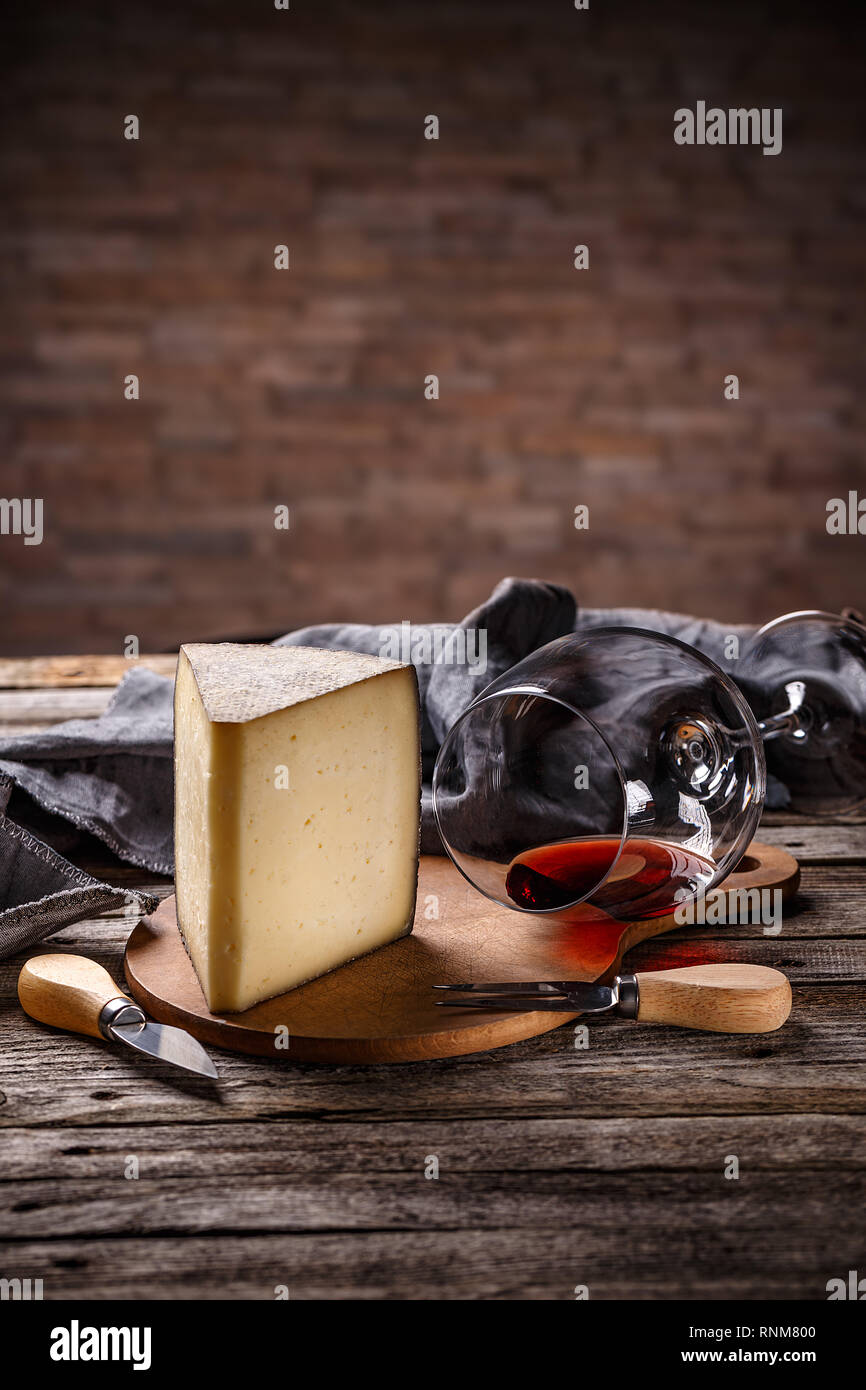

{"left": 0, "top": 1218, "right": 856, "bottom": 1300}
{"left": 757, "top": 824, "right": 866, "bottom": 862}
{"left": 0, "top": 723, "right": 63, "bottom": 737}
{"left": 1, "top": 984, "right": 864, "bottom": 1128}
{"left": 3, "top": 1168, "right": 865, "bottom": 1244}
{"left": 3, "top": 1115, "right": 864, "bottom": 1182}
{"left": 0, "top": 655, "right": 176, "bottom": 690}
{"left": 0, "top": 688, "right": 114, "bottom": 724}
{"left": 672, "top": 867, "right": 866, "bottom": 938}
{"left": 625, "top": 935, "right": 866, "bottom": 979}
{"left": 761, "top": 809, "right": 863, "bottom": 827}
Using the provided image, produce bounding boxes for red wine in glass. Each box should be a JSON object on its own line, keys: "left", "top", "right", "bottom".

{"left": 505, "top": 837, "right": 717, "bottom": 922}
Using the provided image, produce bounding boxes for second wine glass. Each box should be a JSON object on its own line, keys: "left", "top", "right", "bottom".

{"left": 737, "top": 610, "right": 866, "bottom": 817}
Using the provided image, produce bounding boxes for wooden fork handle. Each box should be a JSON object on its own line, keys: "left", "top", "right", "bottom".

{"left": 632, "top": 964, "right": 792, "bottom": 1033}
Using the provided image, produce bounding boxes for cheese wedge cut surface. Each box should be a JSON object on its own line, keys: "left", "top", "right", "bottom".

{"left": 174, "top": 643, "right": 421, "bottom": 1013}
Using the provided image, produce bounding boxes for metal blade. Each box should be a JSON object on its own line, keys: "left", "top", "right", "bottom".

{"left": 436, "top": 981, "right": 617, "bottom": 1014}
{"left": 111, "top": 1020, "right": 218, "bottom": 1079}
{"left": 433, "top": 981, "right": 577, "bottom": 995}
{"left": 435, "top": 998, "right": 583, "bottom": 1012}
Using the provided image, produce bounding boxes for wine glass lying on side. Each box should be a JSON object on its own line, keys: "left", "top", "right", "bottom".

{"left": 737, "top": 609, "right": 866, "bottom": 818}
{"left": 432, "top": 613, "right": 866, "bottom": 928}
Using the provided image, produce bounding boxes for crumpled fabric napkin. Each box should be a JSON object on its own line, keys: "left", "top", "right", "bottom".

{"left": 0, "top": 772, "right": 155, "bottom": 957}
{"left": 0, "top": 575, "right": 777, "bottom": 958}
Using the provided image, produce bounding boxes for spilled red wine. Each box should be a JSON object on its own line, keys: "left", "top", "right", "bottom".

{"left": 505, "top": 836, "right": 716, "bottom": 921}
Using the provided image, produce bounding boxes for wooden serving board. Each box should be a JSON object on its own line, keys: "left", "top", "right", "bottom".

{"left": 124, "top": 841, "right": 799, "bottom": 1064}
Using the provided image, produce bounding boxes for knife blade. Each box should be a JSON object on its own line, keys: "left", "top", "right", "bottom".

{"left": 18, "top": 952, "right": 219, "bottom": 1080}
{"left": 110, "top": 1016, "right": 218, "bottom": 1079}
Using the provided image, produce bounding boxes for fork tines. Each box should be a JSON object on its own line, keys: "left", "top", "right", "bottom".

{"left": 433, "top": 980, "right": 578, "bottom": 1010}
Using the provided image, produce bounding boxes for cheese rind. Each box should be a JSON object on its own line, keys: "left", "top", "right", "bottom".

{"left": 174, "top": 644, "right": 421, "bottom": 1013}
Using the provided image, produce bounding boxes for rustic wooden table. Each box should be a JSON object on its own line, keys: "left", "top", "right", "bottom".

{"left": 1, "top": 657, "right": 864, "bottom": 1301}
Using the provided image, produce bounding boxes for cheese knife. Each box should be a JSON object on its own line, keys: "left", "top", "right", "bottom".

{"left": 18, "top": 953, "right": 219, "bottom": 1078}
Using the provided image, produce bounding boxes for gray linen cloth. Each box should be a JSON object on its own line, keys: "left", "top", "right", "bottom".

{"left": 0, "top": 576, "right": 787, "bottom": 958}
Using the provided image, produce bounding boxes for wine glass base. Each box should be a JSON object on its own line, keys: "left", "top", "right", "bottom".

{"left": 741, "top": 611, "right": 866, "bottom": 817}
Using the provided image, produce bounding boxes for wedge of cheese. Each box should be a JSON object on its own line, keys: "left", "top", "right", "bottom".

{"left": 174, "top": 643, "right": 420, "bottom": 1012}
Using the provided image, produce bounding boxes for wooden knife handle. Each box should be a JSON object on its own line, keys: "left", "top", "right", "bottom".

{"left": 18, "top": 953, "right": 129, "bottom": 1039}
{"left": 634, "top": 964, "right": 792, "bottom": 1033}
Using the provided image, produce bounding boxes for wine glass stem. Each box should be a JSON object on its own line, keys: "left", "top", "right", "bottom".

{"left": 758, "top": 708, "right": 800, "bottom": 743}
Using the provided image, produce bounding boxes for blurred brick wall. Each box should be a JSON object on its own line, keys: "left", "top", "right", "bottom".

{"left": 1, "top": 0, "right": 864, "bottom": 655}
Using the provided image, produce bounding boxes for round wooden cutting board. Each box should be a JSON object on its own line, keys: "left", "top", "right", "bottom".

{"left": 124, "top": 840, "right": 798, "bottom": 1064}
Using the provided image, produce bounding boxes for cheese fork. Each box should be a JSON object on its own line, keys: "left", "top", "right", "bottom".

{"left": 434, "top": 963, "right": 792, "bottom": 1033}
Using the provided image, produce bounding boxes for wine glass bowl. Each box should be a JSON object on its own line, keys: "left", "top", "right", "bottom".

{"left": 432, "top": 687, "right": 628, "bottom": 910}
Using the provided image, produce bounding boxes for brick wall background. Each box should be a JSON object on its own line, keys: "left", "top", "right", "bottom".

{"left": 1, "top": 0, "right": 864, "bottom": 655}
